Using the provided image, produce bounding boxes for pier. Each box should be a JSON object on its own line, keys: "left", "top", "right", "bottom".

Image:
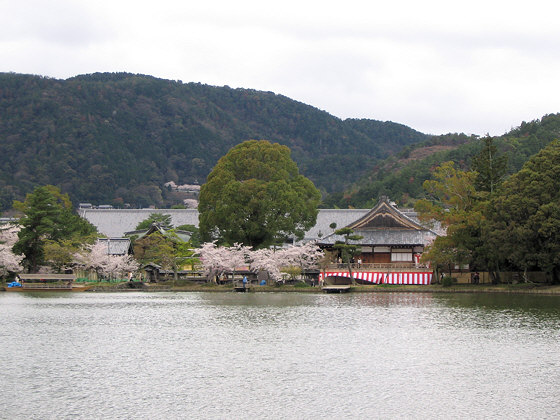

{"left": 321, "top": 285, "right": 352, "bottom": 293}
{"left": 233, "top": 279, "right": 252, "bottom": 292}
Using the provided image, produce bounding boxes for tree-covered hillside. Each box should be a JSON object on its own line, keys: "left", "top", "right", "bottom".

{"left": 323, "top": 113, "right": 560, "bottom": 208}
{"left": 0, "top": 72, "right": 427, "bottom": 211}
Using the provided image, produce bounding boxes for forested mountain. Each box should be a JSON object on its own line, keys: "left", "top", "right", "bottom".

{"left": 0, "top": 72, "right": 427, "bottom": 211}
{"left": 323, "top": 113, "right": 560, "bottom": 208}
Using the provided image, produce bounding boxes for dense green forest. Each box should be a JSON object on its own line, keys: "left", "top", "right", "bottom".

{"left": 323, "top": 113, "right": 560, "bottom": 208}
{"left": 0, "top": 72, "right": 427, "bottom": 211}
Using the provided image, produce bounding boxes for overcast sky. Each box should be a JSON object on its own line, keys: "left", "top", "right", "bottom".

{"left": 2, "top": 0, "right": 559, "bottom": 135}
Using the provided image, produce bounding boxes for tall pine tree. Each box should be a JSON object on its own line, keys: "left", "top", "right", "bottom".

{"left": 471, "top": 136, "right": 507, "bottom": 194}
{"left": 13, "top": 186, "right": 96, "bottom": 272}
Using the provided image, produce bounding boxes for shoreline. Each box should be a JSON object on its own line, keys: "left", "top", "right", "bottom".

{"left": 80, "top": 282, "right": 560, "bottom": 295}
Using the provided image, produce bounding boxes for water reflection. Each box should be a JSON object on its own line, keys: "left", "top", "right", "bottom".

{"left": 1, "top": 291, "right": 559, "bottom": 419}
{"left": 431, "top": 293, "right": 560, "bottom": 331}
{"left": 347, "top": 291, "right": 435, "bottom": 307}
{"left": 435, "top": 292, "right": 560, "bottom": 313}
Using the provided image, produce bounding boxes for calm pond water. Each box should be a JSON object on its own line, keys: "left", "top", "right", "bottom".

{"left": 1, "top": 291, "right": 559, "bottom": 419}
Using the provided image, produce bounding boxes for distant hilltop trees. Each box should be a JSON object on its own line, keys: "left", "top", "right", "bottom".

{"left": 0, "top": 72, "right": 426, "bottom": 211}
{"left": 1, "top": 72, "right": 558, "bottom": 212}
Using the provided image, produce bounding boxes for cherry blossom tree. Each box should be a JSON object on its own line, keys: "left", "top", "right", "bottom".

{"left": 272, "top": 242, "right": 324, "bottom": 282}
{"left": 197, "top": 242, "right": 250, "bottom": 281}
{"left": 279, "top": 242, "right": 323, "bottom": 273}
{"left": 74, "top": 241, "right": 140, "bottom": 280}
{"left": 196, "top": 241, "right": 324, "bottom": 284}
{"left": 0, "top": 224, "right": 24, "bottom": 278}
{"left": 249, "top": 248, "right": 282, "bottom": 282}
{"left": 102, "top": 253, "right": 140, "bottom": 279}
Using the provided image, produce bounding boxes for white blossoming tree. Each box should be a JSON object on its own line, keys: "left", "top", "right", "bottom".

{"left": 74, "top": 241, "right": 140, "bottom": 280}
{"left": 197, "top": 241, "right": 323, "bottom": 284}
{"left": 197, "top": 241, "right": 250, "bottom": 282}
{"left": 280, "top": 242, "right": 323, "bottom": 272}
{"left": 0, "top": 224, "right": 24, "bottom": 278}
{"left": 249, "top": 248, "right": 283, "bottom": 282}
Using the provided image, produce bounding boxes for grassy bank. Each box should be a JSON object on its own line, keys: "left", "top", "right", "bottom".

{"left": 349, "top": 283, "right": 560, "bottom": 295}
{"left": 82, "top": 281, "right": 560, "bottom": 295}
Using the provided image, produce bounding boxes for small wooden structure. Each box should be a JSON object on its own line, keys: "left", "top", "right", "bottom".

{"left": 233, "top": 278, "right": 252, "bottom": 292}
{"left": 321, "top": 274, "right": 353, "bottom": 293}
{"left": 6, "top": 274, "right": 91, "bottom": 292}
{"left": 321, "top": 285, "right": 351, "bottom": 293}
{"left": 142, "top": 263, "right": 205, "bottom": 283}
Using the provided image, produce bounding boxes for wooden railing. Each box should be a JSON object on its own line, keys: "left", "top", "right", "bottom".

{"left": 325, "top": 263, "right": 431, "bottom": 271}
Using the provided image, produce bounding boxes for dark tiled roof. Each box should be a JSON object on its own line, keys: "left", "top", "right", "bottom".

{"left": 80, "top": 209, "right": 199, "bottom": 238}
{"left": 348, "top": 199, "right": 428, "bottom": 231}
{"left": 317, "top": 198, "right": 438, "bottom": 246}
{"left": 304, "top": 209, "right": 369, "bottom": 241}
{"left": 97, "top": 238, "right": 132, "bottom": 255}
{"left": 318, "top": 229, "right": 436, "bottom": 246}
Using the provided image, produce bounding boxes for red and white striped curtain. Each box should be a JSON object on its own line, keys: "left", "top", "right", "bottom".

{"left": 319, "top": 271, "right": 433, "bottom": 285}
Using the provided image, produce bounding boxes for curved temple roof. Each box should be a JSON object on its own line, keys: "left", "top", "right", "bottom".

{"left": 317, "top": 197, "right": 438, "bottom": 247}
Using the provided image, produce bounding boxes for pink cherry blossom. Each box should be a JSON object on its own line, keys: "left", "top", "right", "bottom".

{"left": 0, "top": 224, "right": 24, "bottom": 276}
{"left": 74, "top": 241, "right": 140, "bottom": 279}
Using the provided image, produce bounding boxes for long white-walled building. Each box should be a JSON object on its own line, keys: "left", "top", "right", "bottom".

{"left": 79, "top": 209, "right": 200, "bottom": 238}
{"left": 79, "top": 206, "right": 432, "bottom": 242}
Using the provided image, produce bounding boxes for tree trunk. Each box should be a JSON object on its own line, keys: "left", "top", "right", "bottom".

{"left": 347, "top": 261, "right": 355, "bottom": 285}
{"left": 552, "top": 266, "right": 560, "bottom": 284}
{"left": 342, "top": 253, "right": 355, "bottom": 285}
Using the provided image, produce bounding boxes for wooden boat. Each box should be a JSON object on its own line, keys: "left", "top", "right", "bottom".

{"left": 4, "top": 274, "right": 92, "bottom": 292}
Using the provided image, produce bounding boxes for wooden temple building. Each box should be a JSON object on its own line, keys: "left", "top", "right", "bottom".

{"left": 317, "top": 197, "right": 437, "bottom": 285}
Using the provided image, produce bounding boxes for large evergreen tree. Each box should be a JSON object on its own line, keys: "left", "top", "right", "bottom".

{"left": 471, "top": 136, "right": 508, "bottom": 193}
{"left": 13, "top": 185, "right": 96, "bottom": 272}
{"left": 485, "top": 140, "right": 560, "bottom": 282}
{"left": 198, "top": 140, "right": 321, "bottom": 248}
{"left": 414, "top": 161, "right": 486, "bottom": 276}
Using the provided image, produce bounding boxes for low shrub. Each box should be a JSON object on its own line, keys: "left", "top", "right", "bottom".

{"left": 441, "top": 276, "right": 455, "bottom": 287}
